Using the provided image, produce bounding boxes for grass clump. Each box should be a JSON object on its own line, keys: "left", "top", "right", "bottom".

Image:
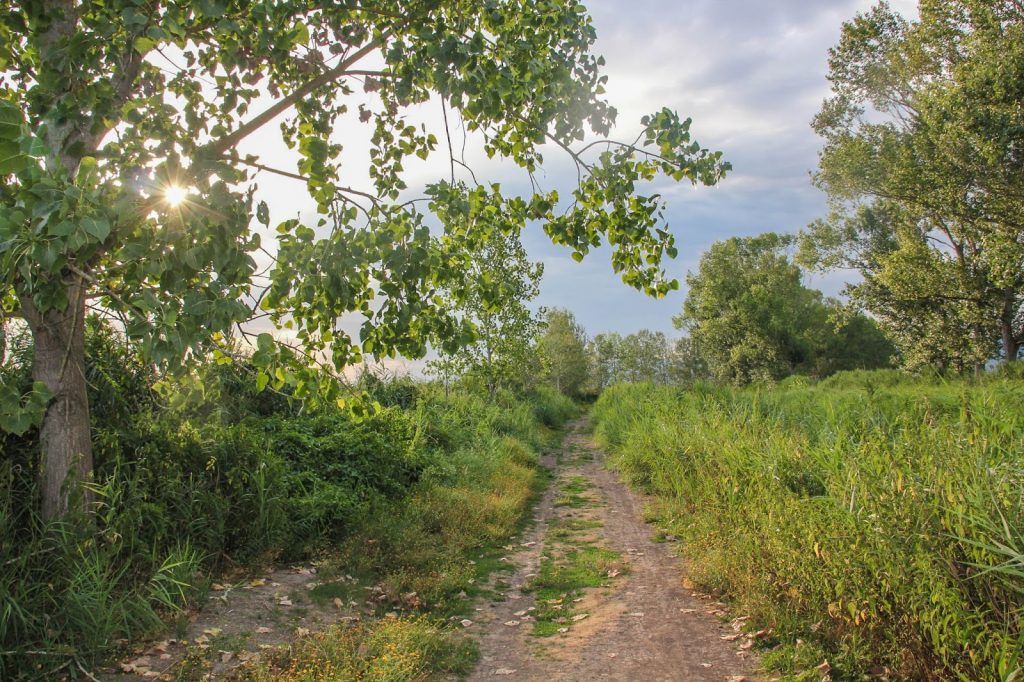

{"left": 592, "top": 373, "right": 1024, "bottom": 680}
{"left": 241, "top": 617, "right": 477, "bottom": 681}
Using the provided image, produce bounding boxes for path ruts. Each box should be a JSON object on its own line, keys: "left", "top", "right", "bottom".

{"left": 466, "top": 418, "right": 759, "bottom": 682}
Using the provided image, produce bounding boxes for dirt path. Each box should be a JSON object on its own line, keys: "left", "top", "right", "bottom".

{"left": 466, "top": 418, "right": 759, "bottom": 682}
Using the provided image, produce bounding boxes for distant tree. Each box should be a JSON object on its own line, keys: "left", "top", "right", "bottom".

{"left": 804, "top": 1, "right": 1024, "bottom": 371}
{"left": 617, "top": 330, "right": 671, "bottom": 383}
{"left": 428, "top": 220, "right": 544, "bottom": 397}
{"left": 666, "top": 336, "right": 711, "bottom": 385}
{"left": 592, "top": 329, "right": 674, "bottom": 384}
{"left": 588, "top": 332, "right": 622, "bottom": 390}
{"left": 539, "top": 309, "right": 589, "bottom": 397}
{"left": 676, "top": 232, "right": 893, "bottom": 384}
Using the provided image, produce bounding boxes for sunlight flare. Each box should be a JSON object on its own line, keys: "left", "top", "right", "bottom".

{"left": 163, "top": 184, "right": 188, "bottom": 207}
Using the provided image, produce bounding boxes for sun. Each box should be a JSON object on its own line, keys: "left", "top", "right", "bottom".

{"left": 164, "top": 184, "right": 189, "bottom": 207}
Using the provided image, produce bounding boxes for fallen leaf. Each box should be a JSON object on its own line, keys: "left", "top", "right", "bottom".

{"left": 627, "top": 612, "right": 644, "bottom": 617}
{"left": 720, "top": 633, "right": 743, "bottom": 641}
{"left": 503, "top": 620, "right": 520, "bottom": 627}
{"left": 514, "top": 610, "right": 528, "bottom": 617}
{"left": 557, "top": 627, "right": 569, "bottom": 633}
{"left": 333, "top": 598, "right": 344, "bottom": 609}
{"left": 256, "top": 627, "right": 272, "bottom": 634}
{"left": 740, "top": 639, "right": 755, "bottom": 650}
{"left": 494, "top": 669, "right": 516, "bottom": 676}
{"left": 202, "top": 628, "right": 223, "bottom": 637}
{"left": 295, "top": 627, "right": 310, "bottom": 637}
{"left": 461, "top": 619, "right": 474, "bottom": 628}
{"left": 571, "top": 613, "right": 589, "bottom": 622}
{"left": 816, "top": 660, "right": 832, "bottom": 674}
{"left": 220, "top": 651, "right": 234, "bottom": 663}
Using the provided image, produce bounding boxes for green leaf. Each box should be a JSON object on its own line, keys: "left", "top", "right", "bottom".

{"left": 0, "top": 100, "right": 28, "bottom": 175}
{"left": 81, "top": 216, "right": 111, "bottom": 241}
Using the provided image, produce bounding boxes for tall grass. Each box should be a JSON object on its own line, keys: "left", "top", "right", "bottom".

{"left": 593, "top": 372, "right": 1024, "bottom": 680}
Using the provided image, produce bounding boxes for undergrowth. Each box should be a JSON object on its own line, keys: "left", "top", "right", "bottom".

{"left": 0, "top": 319, "right": 577, "bottom": 679}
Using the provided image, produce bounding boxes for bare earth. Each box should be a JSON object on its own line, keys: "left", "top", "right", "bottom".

{"left": 466, "top": 418, "right": 759, "bottom": 682}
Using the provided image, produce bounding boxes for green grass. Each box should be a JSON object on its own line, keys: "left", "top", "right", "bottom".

{"left": 240, "top": 616, "right": 478, "bottom": 681}
{"left": 553, "top": 475, "right": 600, "bottom": 509}
{"left": 526, "top": 543, "right": 624, "bottom": 636}
{"left": 592, "top": 373, "right": 1024, "bottom": 681}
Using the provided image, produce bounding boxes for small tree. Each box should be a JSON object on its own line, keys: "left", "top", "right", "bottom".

{"left": 0, "top": 1, "right": 729, "bottom": 519}
{"left": 428, "top": 197, "right": 544, "bottom": 397}
{"left": 539, "top": 308, "right": 588, "bottom": 397}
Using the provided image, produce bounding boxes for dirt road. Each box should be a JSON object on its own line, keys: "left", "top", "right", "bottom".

{"left": 466, "top": 418, "right": 759, "bottom": 682}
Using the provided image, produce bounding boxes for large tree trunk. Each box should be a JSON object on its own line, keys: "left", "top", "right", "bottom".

{"left": 21, "top": 280, "right": 93, "bottom": 521}
{"left": 1002, "top": 323, "right": 1020, "bottom": 363}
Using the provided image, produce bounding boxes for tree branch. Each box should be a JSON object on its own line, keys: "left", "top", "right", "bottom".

{"left": 202, "top": 35, "right": 387, "bottom": 158}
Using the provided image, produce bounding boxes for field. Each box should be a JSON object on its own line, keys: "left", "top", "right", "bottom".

{"left": 592, "top": 370, "right": 1024, "bottom": 681}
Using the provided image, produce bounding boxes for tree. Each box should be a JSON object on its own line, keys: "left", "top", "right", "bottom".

{"left": 676, "top": 232, "right": 893, "bottom": 384}
{"left": 666, "top": 336, "right": 710, "bottom": 385}
{"left": 428, "top": 203, "right": 544, "bottom": 397}
{"left": 804, "top": 1, "right": 1024, "bottom": 370}
{"left": 588, "top": 328, "right": 676, "bottom": 387}
{"left": 539, "top": 308, "right": 588, "bottom": 397}
{"left": 588, "top": 331, "right": 622, "bottom": 390}
{"left": 0, "top": 1, "right": 730, "bottom": 519}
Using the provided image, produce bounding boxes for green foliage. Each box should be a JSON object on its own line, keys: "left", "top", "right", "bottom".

{"left": 0, "top": 317, "right": 581, "bottom": 677}
{"left": 427, "top": 222, "right": 545, "bottom": 396}
{"left": 528, "top": 385, "right": 579, "bottom": 429}
{"left": 588, "top": 329, "right": 710, "bottom": 391}
{"left": 805, "top": 1, "right": 1024, "bottom": 369}
{"left": 1, "top": 0, "right": 730, "bottom": 519}
{"left": 538, "top": 308, "right": 590, "bottom": 397}
{"left": 676, "top": 232, "right": 894, "bottom": 384}
{"left": 593, "top": 375, "right": 1024, "bottom": 680}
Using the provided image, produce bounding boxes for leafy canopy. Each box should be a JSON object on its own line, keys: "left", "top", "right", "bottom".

{"left": 0, "top": 0, "right": 730, "bottom": 420}
{"left": 677, "top": 232, "right": 893, "bottom": 384}
{"left": 804, "top": 0, "right": 1024, "bottom": 369}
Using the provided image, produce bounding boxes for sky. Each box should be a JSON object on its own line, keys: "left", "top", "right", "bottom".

{"left": 241, "top": 0, "right": 918, "bottom": 357}
{"left": 516, "top": 0, "right": 917, "bottom": 338}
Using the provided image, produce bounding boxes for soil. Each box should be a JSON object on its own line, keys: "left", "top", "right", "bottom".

{"left": 465, "top": 418, "right": 760, "bottom": 682}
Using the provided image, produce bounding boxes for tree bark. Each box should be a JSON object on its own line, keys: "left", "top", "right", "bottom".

{"left": 1002, "top": 323, "right": 1020, "bottom": 363}
{"left": 20, "top": 280, "right": 93, "bottom": 521}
